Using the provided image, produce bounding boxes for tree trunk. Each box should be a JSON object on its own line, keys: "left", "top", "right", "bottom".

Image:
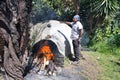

{"left": 73, "top": 0, "right": 80, "bottom": 14}
{"left": 0, "top": 0, "right": 32, "bottom": 80}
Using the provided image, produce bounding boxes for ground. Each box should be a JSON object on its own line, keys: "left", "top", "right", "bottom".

{"left": 64, "top": 51, "right": 101, "bottom": 80}
{"left": 24, "top": 51, "right": 101, "bottom": 80}
{"left": 0, "top": 51, "right": 101, "bottom": 80}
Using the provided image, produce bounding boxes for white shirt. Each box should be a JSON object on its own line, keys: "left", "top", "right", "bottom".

{"left": 70, "top": 21, "right": 83, "bottom": 40}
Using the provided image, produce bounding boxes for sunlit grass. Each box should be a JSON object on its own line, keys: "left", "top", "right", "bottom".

{"left": 89, "top": 51, "right": 120, "bottom": 80}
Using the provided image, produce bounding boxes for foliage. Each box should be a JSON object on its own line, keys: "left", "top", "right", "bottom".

{"left": 31, "top": 0, "right": 57, "bottom": 23}
{"left": 90, "top": 24, "right": 120, "bottom": 55}
{"left": 107, "top": 34, "right": 120, "bottom": 49}
{"left": 31, "top": 0, "right": 119, "bottom": 30}
{"left": 80, "top": 0, "right": 119, "bottom": 35}
{"left": 90, "top": 0, "right": 118, "bottom": 17}
{"left": 91, "top": 18, "right": 119, "bottom": 42}
{"left": 31, "top": 0, "right": 75, "bottom": 23}
{"left": 90, "top": 39, "right": 109, "bottom": 53}
{"left": 89, "top": 0, "right": 120, "bottom": 55}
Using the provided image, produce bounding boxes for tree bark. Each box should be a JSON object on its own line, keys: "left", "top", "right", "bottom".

{"left": 72, "top": 0, "right": 80, "bottom": 14}
{"left": 0, "top": 0, "right": 32, "bottom": 80}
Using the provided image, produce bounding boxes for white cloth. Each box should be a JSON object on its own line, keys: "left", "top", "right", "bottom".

{"left": 70, "top": 21, "right": 83, "bottom": 40}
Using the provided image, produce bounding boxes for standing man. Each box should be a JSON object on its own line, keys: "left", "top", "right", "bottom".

{"left": 66, "top": 15, "right": 84, "bottom": 64}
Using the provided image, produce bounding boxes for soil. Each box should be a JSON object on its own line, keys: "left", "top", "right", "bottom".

{"left": 76, "top": 51, "right": 101, "bottom": 80}
{"left": 0, "top": 51, "right": 101, "bottom": 80}
{"left": 24, "top": 51, "right": 101, "bottom": 80}
{"left": 63, "top": 51, "right": 101, "bottom": 80}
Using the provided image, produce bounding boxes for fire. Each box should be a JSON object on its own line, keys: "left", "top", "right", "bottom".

{"left": 37, "top": 45, "right": 54, "bottom": 61}
{"left": 34, "top": 42, "right": 56, "bottom": 75}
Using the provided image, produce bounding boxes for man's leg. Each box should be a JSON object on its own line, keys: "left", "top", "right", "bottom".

{"left": 72, "top": 40, "right": 80, "bottom": 61}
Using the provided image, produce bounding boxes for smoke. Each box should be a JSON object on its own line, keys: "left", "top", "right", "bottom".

{"left": 31, "top": 1, "right": 57, "bottom": 24}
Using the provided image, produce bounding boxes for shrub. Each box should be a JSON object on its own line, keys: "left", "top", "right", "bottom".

{"left": 107, "top": 34, "right": 120, "bottom": 47}
{"left": 90, "top": 34, "right": 120, "bottom": 56}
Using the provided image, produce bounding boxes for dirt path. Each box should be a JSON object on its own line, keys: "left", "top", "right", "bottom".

{"left": 76, "top": 51, "right": 101, "bottom": 80}
{"left": 24, "top": 51, "right": 101, "bottom": 80}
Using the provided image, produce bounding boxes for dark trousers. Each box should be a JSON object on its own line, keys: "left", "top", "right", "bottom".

{"left": 72, "top": 39, "right": 82, "bottom": 61}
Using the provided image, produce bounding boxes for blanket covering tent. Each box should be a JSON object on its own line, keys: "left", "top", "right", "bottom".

{"left": 30, "top": 20, "right": 74, "bottom": 67}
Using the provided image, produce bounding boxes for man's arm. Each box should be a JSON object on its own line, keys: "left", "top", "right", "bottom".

{"left": 78, "top": 29, "right": 83, "bottom": 40}
{"left": 59, "top": 21, "right": 72, "bottom": 27}
{"left": 65, "top": 21, "right": 71, "bottom": 25}
{"left": 59, "top": 21, "right": 71, "bottom": 25}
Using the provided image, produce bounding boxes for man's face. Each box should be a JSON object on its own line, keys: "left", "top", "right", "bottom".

{"left": 73, "top": 18, "right": 77, "bottom": 22}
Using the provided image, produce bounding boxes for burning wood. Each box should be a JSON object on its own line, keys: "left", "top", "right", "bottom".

{"left": 37, "top": 45, "right": 54, "bottom": 61}
{"left": 33, "top": 41, "right": 56, "bottom": 75}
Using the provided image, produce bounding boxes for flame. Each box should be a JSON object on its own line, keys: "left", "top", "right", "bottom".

{"left": 37, "top": 45, "right": 54, "bottom": 61}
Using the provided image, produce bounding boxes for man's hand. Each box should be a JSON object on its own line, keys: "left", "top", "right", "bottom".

{"left": 65, "top": 21, "right": 71, "bottom": 25}
{"left": 77, "top": 37, "right": 81, "bottom": 44}
{"left": 59, "top": 21, "right": 65, "bottom": 23}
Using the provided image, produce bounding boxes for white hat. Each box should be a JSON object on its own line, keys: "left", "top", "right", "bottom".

{"left": 73, "top": 15, "right": 80, "bottom": 21}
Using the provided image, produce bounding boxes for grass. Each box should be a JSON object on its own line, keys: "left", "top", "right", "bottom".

{"left": 89, "top": 51, "right": 120, "bottom": 80}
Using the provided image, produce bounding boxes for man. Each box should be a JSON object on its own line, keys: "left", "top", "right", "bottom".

{"left": 66, "top": 15, "right": 84, "bottom": 64}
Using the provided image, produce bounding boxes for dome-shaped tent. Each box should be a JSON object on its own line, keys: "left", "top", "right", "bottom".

{"left": 30, "top": 20, "right": 74, "bottom": 67}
